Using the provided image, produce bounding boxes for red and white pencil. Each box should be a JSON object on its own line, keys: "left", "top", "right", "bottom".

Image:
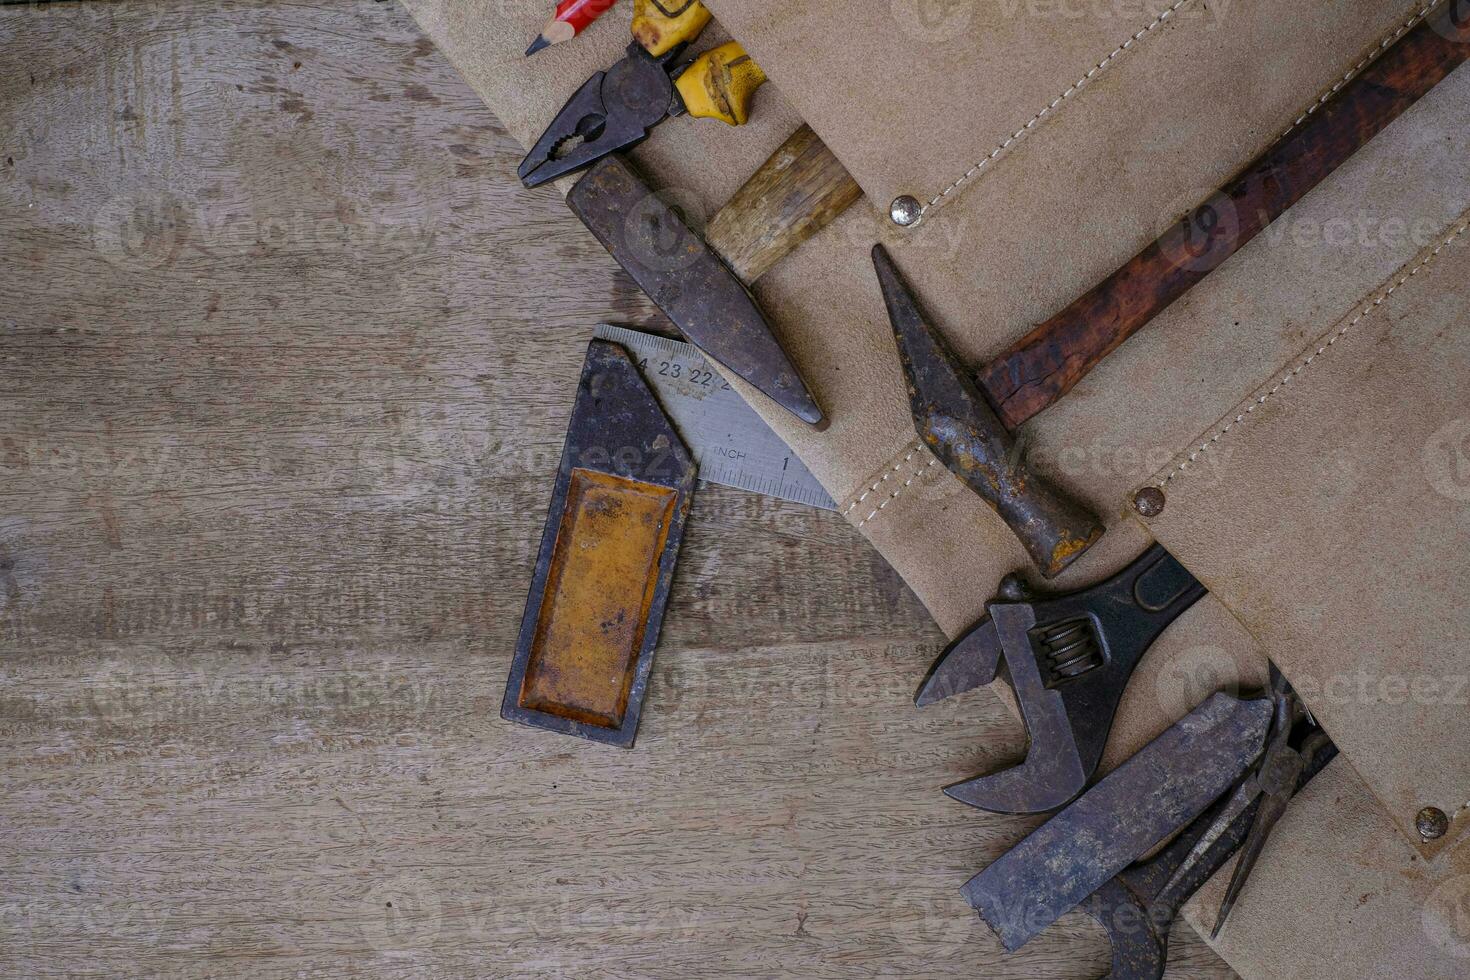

{"left": 526, "top": 0, "right": 622, "bottom": 56}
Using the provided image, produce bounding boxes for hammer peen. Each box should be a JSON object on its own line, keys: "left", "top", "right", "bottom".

{"left": 873, "top": 245, "right": 1104, "bottom": 578}
{"left": 875, "top": 0, "right": 1470, "bottom": 577}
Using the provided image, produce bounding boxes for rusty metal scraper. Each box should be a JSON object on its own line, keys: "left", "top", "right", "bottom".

{"left": 962, "top": 691, "right": 1272, "bottom": 951}
{"left": 501, "top": 340, "right": 696, "bottom": 748}
{"left": 1084, "top": 732, "right": 1337, "bottom": 979}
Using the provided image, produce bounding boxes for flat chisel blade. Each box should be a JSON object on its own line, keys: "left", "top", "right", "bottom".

{"left": 962, "top": 692, "right": 1273, "bottom": 951}
{"left": 567, "top": 156, "right": 824, "bottom": 427}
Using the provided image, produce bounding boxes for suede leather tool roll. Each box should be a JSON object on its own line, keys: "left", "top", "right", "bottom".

{"left": 402, "top": 0, "right": 1470, "bottom": 975}
{"left": 1138, "top": 209, "right": 1470, "bottom": 855}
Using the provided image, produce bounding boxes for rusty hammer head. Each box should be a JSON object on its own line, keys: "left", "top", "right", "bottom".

{"left": 871, "top": 245, "right": 1103, "bottom": 578}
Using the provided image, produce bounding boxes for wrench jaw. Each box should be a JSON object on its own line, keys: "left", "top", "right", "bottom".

{"left": 940, "top": 604, "right": 1093, "bottom": 814}
{"left": 919, "top": 604, "right": 1093, "bottom": 813}
{"left": 1081, "top": 880, "right": 1168, "bottom": 980}
{"left": 914, "top": 573, "right": 1035, "bottom": 708}
{"left": 942, "top": 734, "right": 1088, "bottom": 814}
{"left": 915, "top": 617, "right": 1002, "bottom": 707}
{"left": 919, "top": 546, "right": 1208, "bottom": 815}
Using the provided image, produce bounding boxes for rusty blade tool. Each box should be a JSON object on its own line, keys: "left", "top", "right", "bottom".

{"left": 916, "top": 545, "right": 1206, "bottom": 813}
{"left": 1082, "top": 713, "right": 1336, "bottom": 980}
{"left": 962, "top": 691, "right": 1273, "bottom": 952}
{"left": 872, "top": 245, "right": 1104, "bottom": 578}
{"left": 565, "top": 124, "right": 862, "bottom": 428}
{"left": 569, "top": 155, "right": 826, "bottom": 427}
{"left": 501, "top": 339, "right": 696, "bottom": 748}
{"left": 527, "top": 4, "right": 847, "bottom": 426}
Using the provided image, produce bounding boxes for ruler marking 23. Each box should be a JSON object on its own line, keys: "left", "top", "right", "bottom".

{"left": 592, "top": 324, "right": 835, "bottom": 511}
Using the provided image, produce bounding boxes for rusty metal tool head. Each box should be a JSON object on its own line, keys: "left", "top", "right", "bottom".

{"left": 568, "top": 154, "right": 827, "bottom": 427}
{"left": 1165, "top": 664, "right": 1326, "bottom": 941}
{"left": 871, "top": 244, "right": 1102, "bottom": 578}
{"left": 962, "top": 691, "right": 1273, "bottom": 952}
{"left": 1080, "top": 691, "right": 1336, "bottom": 979}
{"left": 916, "top": 544, "right": 1206, "bottom": 813}
{"left": 501, "top": 339, "right": 696, "bottom": 748}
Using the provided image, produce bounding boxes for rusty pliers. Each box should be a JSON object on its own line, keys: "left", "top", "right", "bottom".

{"left": 1162, "top": 663, "right": 1330, "bottom": 938}
{"left": 518, "top": 0, "right": 767, "bottom": 188}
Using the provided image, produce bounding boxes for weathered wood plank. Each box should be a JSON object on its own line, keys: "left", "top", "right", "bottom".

{"left": 0, "top": 2, "right": 1233, "bottom": 978}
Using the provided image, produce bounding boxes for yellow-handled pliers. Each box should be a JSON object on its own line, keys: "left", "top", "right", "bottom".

{"left": 517, "top": 0, "right": 767, "bottom": 188}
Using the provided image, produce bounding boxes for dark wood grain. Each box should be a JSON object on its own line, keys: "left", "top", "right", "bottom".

{"left": 978, "top": 1, "right": 1470, "bottom": 431}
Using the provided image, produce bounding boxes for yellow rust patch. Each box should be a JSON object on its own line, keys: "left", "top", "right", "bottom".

{"left": 519, "top": 468, "right": 677, "bottom": 729}
{"left": 1048, "top": 527, "right": 1105, "bottom": 576}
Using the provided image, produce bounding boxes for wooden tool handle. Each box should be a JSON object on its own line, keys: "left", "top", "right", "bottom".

{"left": 631, "top": 0, "right": 711, "bottom": 57}
{"left": 705, "top": 124, "right": 863, "bottom": 284}
{"left": 977, "top": 4, "right": 1470, "bottom": 431}
{"left": 675, "top": 41, "right": 767, "bottom": 126}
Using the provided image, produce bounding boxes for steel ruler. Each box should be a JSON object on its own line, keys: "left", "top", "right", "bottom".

{"left": 592, "top": 324, "right": 835, "bottom": 510}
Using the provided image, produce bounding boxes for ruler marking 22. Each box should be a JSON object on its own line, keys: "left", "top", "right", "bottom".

{"left": 592, "top": 324, "right": 835, "bottom": 511}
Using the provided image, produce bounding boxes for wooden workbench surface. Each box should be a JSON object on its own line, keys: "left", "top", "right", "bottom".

{"left": 0, "top": 2, "right": 1234, "bottom": 977}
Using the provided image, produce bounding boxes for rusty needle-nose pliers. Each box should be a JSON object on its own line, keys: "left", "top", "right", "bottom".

{"left": 518, "top": 0, "right": 767, "bottom": 188}
{"left": 1161, "top": 663, "right": 1330, "bottom": 938}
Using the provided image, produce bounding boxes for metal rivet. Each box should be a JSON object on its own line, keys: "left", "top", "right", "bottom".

{"left": 1133, "top": 486, "right": 1166, "bottom": 518}
{"left": 890, "top": 195, "right": 923, "bottom": 227}
{"left": 1417, "top": 806, "right": 1449, "bottom": 841}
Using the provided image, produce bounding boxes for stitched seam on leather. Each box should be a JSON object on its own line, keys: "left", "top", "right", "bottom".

{"left": 1268, "top": 0, "right": 1445, "bottom": 148}
{"left": 1157, "top": 218, "right": 1470, "bottom": 487}
{"left": 919, "top": 0, "right": 1441, "bottom": 223}
{"left": 919, "top": 0, "right": 1197, "bottom": 220}
{"left": 855, "top": 459, "right": 940, "bottom": 528}
{"left": 840, "top": 441, "right": 940, "bottom": 528}
{"left": 840, "top": 441, "right": 924, "bottom": 516}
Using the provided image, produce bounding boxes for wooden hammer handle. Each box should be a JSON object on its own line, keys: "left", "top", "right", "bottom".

{"left": 705, "top": 124, "right": 862, "bottom": 284}
{"left": 978, "top": 3, "right": 1470, "bottom": 431}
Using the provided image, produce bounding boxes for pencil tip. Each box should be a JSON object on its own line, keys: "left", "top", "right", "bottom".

{"left": 525, "top": 35, "right": 550, "bottom": 57}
